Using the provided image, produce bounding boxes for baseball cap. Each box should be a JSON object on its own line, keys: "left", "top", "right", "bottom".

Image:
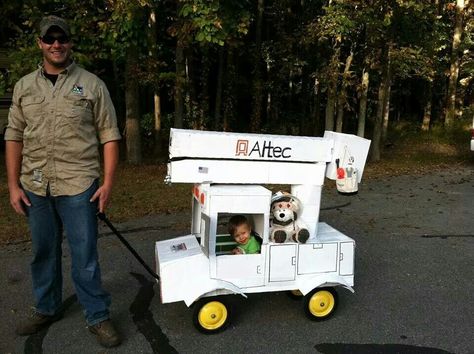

{"left": 39, "top": 15, "right": 71, "bottom": 37}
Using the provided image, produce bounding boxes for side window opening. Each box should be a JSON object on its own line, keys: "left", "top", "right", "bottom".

{"left": 216, "top": 213, "right": 264, "bottom": 255}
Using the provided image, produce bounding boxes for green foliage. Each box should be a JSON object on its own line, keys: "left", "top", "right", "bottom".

{"left": 0, "top": 0, "right": 472, "bottom": 160}
{"left": 305, "top": 1, "right": 361, "bottom": 45}
{"left": 318, "top": 2, "right": 358, "bottom": 39}
{"left": 391, "top": 46, "right": 434, "bottom": 80}
{"left": 459, "top": 11, "right": 474, "bottom": 84}
{"left": 174, "top": 0, "right": 251, "bottom": 46}
{"left": 388, "top": 118, "right": 471, "bottom": 146}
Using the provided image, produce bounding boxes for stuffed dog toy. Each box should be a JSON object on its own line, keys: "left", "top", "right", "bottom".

{"left": 269, "top": 193, "right": 310, "bottom": 243}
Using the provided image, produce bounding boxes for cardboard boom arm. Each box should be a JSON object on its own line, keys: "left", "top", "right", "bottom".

{"left": 166, "top": 129, "right": 370, "bottom": 186}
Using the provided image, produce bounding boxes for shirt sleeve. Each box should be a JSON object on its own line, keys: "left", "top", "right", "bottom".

{"left": 4, "top": 81, "right": 26, "bottom": 141}
{"left": 93, "top": 79, "right": 121, "bottom": 144}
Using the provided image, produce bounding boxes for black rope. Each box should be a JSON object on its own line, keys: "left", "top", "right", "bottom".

{"left": 97, "top": 212, "right": 160, "bottom": 281}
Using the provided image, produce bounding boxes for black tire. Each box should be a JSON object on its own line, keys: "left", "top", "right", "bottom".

{"left": 192, "top": 297, "right": 231, "bottom": 334}
{"left": 303, "top": 287, "right": 338, "bottom": 321}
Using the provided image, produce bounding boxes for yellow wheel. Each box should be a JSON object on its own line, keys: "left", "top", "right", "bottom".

{"left": 193, "top": 297, "right": 230, "bottom": 333}
{"left": 303, "top": 287, "right": 338, "bottom": 321}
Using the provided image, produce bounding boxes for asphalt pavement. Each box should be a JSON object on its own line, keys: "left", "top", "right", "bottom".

{"left": 1, "top": 165, "right": 473, "bottom": 354}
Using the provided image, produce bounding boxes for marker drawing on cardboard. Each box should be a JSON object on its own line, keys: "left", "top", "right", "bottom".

{"left": 156, "top": 129, "right": 371, "bottom": 333}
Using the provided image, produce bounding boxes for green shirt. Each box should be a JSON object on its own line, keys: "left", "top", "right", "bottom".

{"left": 237, "top": 235, "right": 261, "bottom": 254}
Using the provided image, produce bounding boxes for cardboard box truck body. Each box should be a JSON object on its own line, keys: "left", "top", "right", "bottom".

{"left": 155, "top": 129, "right": 370, "bottom": 307}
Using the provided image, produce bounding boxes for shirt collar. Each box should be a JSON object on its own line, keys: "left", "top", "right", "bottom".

{"left": 39, "top": 61, "right": 76, "bottom": 77}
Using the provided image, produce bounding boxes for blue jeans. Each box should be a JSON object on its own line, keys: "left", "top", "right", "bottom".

{"left": 25, "top": 180, "right": 110, "bottom": 326}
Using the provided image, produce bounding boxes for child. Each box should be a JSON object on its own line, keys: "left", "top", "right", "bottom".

{"left": 228, "top": 215, "right": 261, "bottom": 255}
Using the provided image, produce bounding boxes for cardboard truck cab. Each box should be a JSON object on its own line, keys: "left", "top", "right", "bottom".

{"left": 155, "top": 128, "right": 370, "bottom": 332}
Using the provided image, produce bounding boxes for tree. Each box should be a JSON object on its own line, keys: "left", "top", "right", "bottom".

{"left": 250, "top": 0, "right": 264, "bottom": 132}
{"left": 357, "top": 69, "right": 369, "bottom": 137}
{"left": 445, "top": 0, "right": 466, "bottom": 125}
{"left": 170, "top": 0, "right": 251, "bottom": 130}
{"left": 1, "top": 0, "right": 472, "bottom": 163}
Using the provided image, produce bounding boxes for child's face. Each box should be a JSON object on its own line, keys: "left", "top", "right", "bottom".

{"left": 233, "top": 223, "right": 251, "bottom": 245}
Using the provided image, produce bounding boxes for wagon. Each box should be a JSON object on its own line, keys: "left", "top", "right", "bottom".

{"left": 155, "top": 129, "right": 370, "bottom": 333}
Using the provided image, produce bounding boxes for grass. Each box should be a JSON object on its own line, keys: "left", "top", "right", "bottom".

{"left": 365, "top": 121, "right": 473, "bottom": 177}
{"left": 0, "top": 162, "right": 192, "bottom": 245}
{"left": 1, "top": 122, "right": 472, "bottom": 245}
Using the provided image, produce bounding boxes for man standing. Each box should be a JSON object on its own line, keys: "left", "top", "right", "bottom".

{"left": 5, "top": 16, "right": 122, "bottom": 348}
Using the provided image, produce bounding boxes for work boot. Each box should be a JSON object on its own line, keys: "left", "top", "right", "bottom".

{"left": 15, "top": 310, "right": 63, "bottom": 336}
{"left": 88, "top": 319, "right": 121, "bottom": 348}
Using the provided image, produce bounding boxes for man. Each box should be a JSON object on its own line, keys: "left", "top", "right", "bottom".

{"left": 5, "top": 15, "right": 122, "bottom": 348}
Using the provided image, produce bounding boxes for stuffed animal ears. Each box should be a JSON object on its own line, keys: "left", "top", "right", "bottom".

{"left": 270, "top": 191, "right": 303, "bottom": 213}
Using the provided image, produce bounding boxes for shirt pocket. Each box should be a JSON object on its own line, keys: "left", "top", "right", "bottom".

{"left": 21, "top": 95, "right": 45, "bottom": 126}
{"left": 63, "top": 95, "right": 93, "bottom": 127}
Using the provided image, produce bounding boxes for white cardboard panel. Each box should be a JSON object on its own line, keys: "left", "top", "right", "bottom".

{"left": 155, "top": 236, "right": 210, "bottom": 304}
{"left": 298, "top": 205, "right": 321, "bottom": 221}
{"left": 216, "top": 254, "right": 265, "bottom": 288}
{"left": 170, "top": 128, "right": 334, "bottom": 162}
{"left": 155, "top": 222, "right": 356, "bottom": 304}
{"left": 316, "top": 222, "right": 354, "bottom": 242}
{"left": 268, "top": 244, "right": 297, "bottom": 282}
{"left": 211, "top": 195, "right": 271, "bottom": 215}
{"left": 323, "top": 130, "right": 371, "bottom": 182}
{"left": 298, "top": 243, "right": 338, "bottom": 274}
{"left": 291, "top": 185, "right": 322, "bottom": 205}
{"left": 169, "top": 159, "right": 327, "bottom": 185}
{"left": 155, "top": 234, "right": 202, "bottom": 264}
{"left": 339, "top": 242, "right": 355, "bottom": 276}
{"left": 207, "top": 184, "right": 271, "bottom": 196}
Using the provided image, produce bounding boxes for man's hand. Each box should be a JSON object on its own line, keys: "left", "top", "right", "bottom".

{"left": 91, "top": 141, "right": 119, "bottom": 213}
{"left": 9, "top": 186, "right": 31, "bottom": 216}
{"left": 90, "top": 184, "right": 112, "bottom": 213}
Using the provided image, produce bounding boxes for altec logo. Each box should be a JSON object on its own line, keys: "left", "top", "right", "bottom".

{"left": 235, "top": 139, "right": 292, "bottom": 158}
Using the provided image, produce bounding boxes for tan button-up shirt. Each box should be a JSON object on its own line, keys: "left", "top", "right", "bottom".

{"left": 5, "top": 62, "right": 121, "bottom": 196}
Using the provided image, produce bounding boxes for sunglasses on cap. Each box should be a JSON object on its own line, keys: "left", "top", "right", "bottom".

{"left": 40, "top": 34, "right": 70, "bottom": 44}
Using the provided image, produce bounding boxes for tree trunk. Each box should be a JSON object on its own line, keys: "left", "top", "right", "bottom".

{"left": 421, "top": 81, "right": 433, "bottom": 131}
{"left": 148, "top": 8, "right": 162, "bottom": 156}
{"left": 153, "top": 93, "right": 162, "bottom": 155}
{"left": 174, "top": 42, "right": 185, "bottom": 128}
{"left": 223, "top": 48, "right": 236, "bottom": 131}
{"left": 357, "top": 69, "right": 369, "bottom": 137}
{"left": 445, "top": 0, "right": 465, "bottom": 125}
{"left": 382, "top": 83, "right": 391, "bottom": 141}
{"left": 325, "top": 47, "right": 340, "bottom": 131}
{"left": 325, "top": 80, "right": 337, "bottom": 132}
{"left": 214, "top": 47, "right": 225, "bottom": 130}
{"left": 312, "top": 77, "right": 321, "bottom": 136}
{"left": 371, "top": 81, "right": 385, "bottom": 162}
{"left": 250, "top": 0, "right": 264, "bottom": 132}
{"left": 300, "top": 71, "right": 312, "bottom": 135}
{"left": 200, "top": 51, "right": 210, "bottom": 128}
{"left": 335, "top": 51, "right": 353, "bottom": 133}
{"left": 371, "top": 46, "right": 391, "bottom": 162}
{"left": 125, "top": 45, "right": 142, "bottom": 164}
{"left": 186, "top": 50, "right": 203, "bottom": 130}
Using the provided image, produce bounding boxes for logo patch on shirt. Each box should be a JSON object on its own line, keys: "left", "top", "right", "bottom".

{"left": 72, "top": 84, "right": 84, "bottom": 95}
{"left": 33, "top": 169, "right": 43, "bottom": 185}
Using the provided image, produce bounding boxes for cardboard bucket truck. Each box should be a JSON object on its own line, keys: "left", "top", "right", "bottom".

{"left": 155, "top": 129, "right": 370, "bottom": 333}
